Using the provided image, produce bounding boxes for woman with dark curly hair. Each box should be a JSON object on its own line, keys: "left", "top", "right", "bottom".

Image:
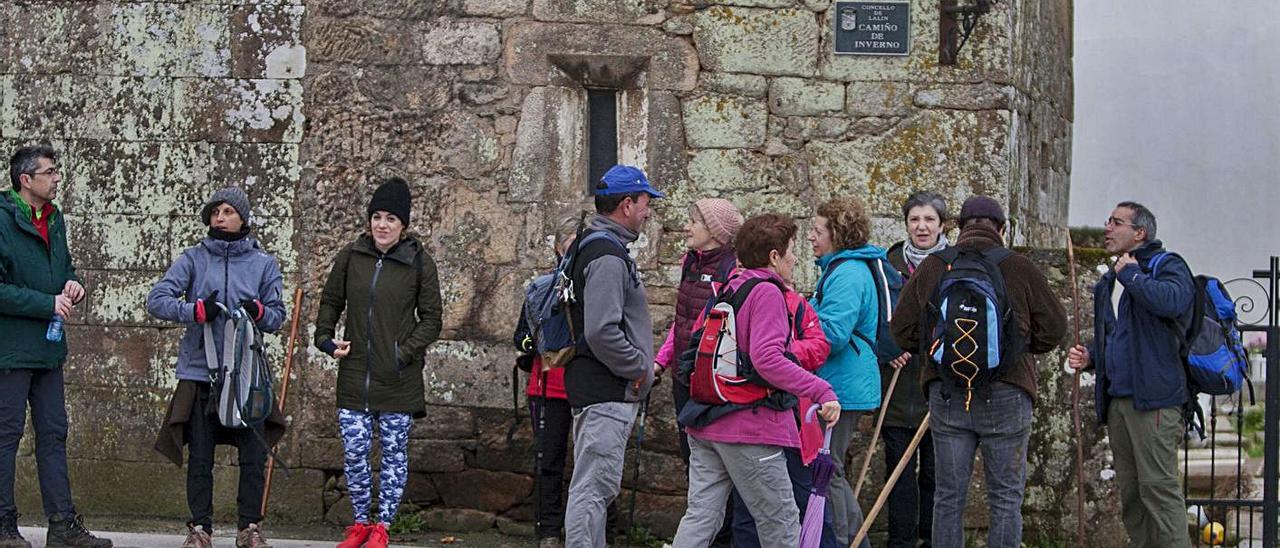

{"left": 807, "top": 197, "right": 887, "bottom": 547}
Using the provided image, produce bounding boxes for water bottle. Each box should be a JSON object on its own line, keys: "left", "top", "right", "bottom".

{"left": 46, "top": 314, "right": 64, "bottom": 342}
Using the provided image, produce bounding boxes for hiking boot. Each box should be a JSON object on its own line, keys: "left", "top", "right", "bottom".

{"left": 45, "top": 514, "right": 110, "bottom": 548}
{"left": 234, "top": 523, "right": 270, "bottom": 548}
{"left": 365, "top": 523, "right": 389, "bottom": 548}
{"left": 0, "top": 512, "right": 31, "bottom": 548}
{"left": 538, "top": 537, "right": 563, "bottom": 548}
{"left": 336, "top": 522, "right": 371, "bottom": 548}
{"left": 179, "top": 524, "right": 212, "bottom": 548}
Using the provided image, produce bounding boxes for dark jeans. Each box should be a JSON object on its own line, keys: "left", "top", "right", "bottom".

{"left": 186, "top": 382, "right": 267, "bottom": 532}
{"left": 530, "top": 396, "right": 572, "bottom": 539}
{"left": 0, "top": 367, "right": 74, "bottom": 520}
{"left": 883, "top": 426, "right": 935, "bottom": 548}
{"left": 729, "top": 447, "right": 838, "bottom": 548}
{"left": 929, "top": 382, "right": 1031, "bottom": 548}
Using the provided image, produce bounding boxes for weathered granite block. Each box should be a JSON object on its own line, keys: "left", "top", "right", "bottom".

{"left": 682, "top": 93, "right": 768, "bottom": 148}
{"left": 692, "top": 7, "right": 818, "bottom": 77}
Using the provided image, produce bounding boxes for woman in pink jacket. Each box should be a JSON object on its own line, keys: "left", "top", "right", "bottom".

{"left": 672, "top": 214, "right": 841, "bottom": 548}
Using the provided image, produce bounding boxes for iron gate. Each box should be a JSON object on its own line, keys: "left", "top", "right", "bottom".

{"left": 1185, "top": 256, "right": 1280, "bottom": 547}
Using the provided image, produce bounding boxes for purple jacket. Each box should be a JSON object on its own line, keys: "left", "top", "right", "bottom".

{"left": 685, "top": 268, "right": 837, "bottom": 448}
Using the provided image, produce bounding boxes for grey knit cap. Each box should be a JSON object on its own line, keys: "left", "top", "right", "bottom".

{"left": 200, "top": 187, "right": 253, "bottom": 226}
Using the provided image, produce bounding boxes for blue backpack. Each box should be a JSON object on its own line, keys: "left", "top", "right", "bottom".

{"left": 813, "top": 255, "right": 905, "bottom": 364}
{"left": 523, "top": 231, "right": 625, "bottom": 369}
{"left": 1149, "top": 253, "right": 1252, "bottom": 399}
{"left": 923, "top": 247, "right": 1024, "bottom": 411}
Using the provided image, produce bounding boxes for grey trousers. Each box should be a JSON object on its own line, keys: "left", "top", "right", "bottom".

{"left": 827, "top": 411, "right": 870, "bottom": 547}
{"left": 564, "top": 401, "right": 639, "bottom": 548}
{"left": 673, "top": 436, "right": 798, "bottom": 548}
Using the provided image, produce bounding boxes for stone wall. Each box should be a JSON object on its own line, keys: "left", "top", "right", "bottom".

{"left": 2, "top": 0, "right": 1089, "bottom": 541}
{"left": 1, "top": 0, "right": 319, "bottom": 525}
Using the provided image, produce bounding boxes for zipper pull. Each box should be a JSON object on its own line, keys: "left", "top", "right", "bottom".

{"left": 376, "top": 258, "right": 383, "bottom": 268}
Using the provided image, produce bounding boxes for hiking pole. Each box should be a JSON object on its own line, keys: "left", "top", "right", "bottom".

{"left": 261, "top": 287, "right": 304, "bottom": 517}
{"left": 627, "top": 392, "right": 651, "bottom": 533}
{"left": 1067, "top": 234, "right": 1085, "bottom": 545}
{"left": 534, "top": 369, "right": 548, "bottom": 535}
{"left": 852, "top": 366, "right": 901, "bottom": 501}
{"left": 851, "top": 411, "right": 930, "bottom": 548}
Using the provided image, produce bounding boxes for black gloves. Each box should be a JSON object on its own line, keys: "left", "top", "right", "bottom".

{"left": 194, "top": 290, "right": 220, "bottom": 324}
{"left": 240, "top": 299, "right": 264, "bottom": 321}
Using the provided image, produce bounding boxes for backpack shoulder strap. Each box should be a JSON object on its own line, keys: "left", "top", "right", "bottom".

{"left": 203, "top": 302, "right": 233, "bottom": 381}
{"left": 1145, "top": 251, "right": 1186, "bottom": 276}
{"left": 815, "top": 257, "right": 853, "bottom": 306}
{"left": 982, "top": 247, "right": 1015, "bottom": 265}
{"left": 725, "top": 277, "right": 790, "bottom": 344}
{"left": 574, "top": 231, "right": 629, "bottom": 271}
{"left": 932, "top": 246, "right": 961, "bottom": 265}
{"left": 864, "top": 257, "right": 895, "bottom": 322}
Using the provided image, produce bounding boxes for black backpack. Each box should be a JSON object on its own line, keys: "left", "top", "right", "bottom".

{"left": 923, "top": 247, "right": 1025, "bottom": 410}
{"left": 813, "top": 256, "right": 904, "bottom": 363}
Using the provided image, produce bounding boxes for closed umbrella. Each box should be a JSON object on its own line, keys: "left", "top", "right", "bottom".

{"left": 798, "top": 405, "right": 835, "bottom": 548}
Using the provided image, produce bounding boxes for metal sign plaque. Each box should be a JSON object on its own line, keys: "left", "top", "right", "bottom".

{"left": 833, "top": 1, "right": 911, "bottom": 56}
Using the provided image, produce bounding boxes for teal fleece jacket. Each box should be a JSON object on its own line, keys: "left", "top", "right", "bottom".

{"left": 810, "top": 245, "right": 886, "bottom": 410}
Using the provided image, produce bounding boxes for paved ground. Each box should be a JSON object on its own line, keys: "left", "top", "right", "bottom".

{"left": 16, "top": 525, "right": 533, "bottom": 548}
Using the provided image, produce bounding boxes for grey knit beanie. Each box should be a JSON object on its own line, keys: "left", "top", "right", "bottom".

{"left": 200, "top": 187, "right": 253, "bottom": 226}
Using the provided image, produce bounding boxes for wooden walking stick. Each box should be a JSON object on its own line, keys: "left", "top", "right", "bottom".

{"left": 261, "top": 287, "right": 304, "bottom": 517}
{"left": 851, "top": 411, "right": 930, "bottom": 548}
{"left": 852, "top": 366, "right": 901, "bottom": 501}
{"left": 1067, "top": 234, "right": 1085, "bottom": 545}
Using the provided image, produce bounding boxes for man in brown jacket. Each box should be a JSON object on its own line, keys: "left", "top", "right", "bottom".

{"left": 889, "top": 196, "right": 1066, "bottom": 548}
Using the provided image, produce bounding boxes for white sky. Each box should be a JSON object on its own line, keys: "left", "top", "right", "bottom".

{"left": 1070, "top": 0, "right": 1280, "bottom": 283}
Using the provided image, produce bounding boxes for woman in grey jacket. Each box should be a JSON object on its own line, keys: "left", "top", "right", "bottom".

{"left": 146, "top": 187, "right": 285, "bottom": 548}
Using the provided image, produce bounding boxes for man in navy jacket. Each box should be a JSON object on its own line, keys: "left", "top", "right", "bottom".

{"left": 1069, "top": 201, "right": 1194, "bottom": 548}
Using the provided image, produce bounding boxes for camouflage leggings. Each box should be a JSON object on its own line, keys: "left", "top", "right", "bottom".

{"left": 338, "top": 409, "right": 413, "bottom": 524}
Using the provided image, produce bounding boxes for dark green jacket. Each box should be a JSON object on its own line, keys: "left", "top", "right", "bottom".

{"left": 881, "top": 241, "right": 931, "bottom": 429}
{"left": 315, "top": 234, "right": 443, "bottom": 417}
{"left": 0, "top": 191, "right": 79, "bottom": 369}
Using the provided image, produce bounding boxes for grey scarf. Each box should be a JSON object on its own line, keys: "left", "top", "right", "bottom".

{"left": 904, "top": 234, "right": 949, "bottom": 270}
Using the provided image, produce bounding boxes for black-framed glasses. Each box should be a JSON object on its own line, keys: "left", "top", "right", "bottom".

{"left": 1105, "top": 216, "right": 1135, "bottom": 228}
{"left": 27, "top": 167, "right": 60, "bottom": 177}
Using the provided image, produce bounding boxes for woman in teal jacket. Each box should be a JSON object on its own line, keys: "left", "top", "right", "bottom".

{"left": 808, "top": 197, "right": 885, "bottom": 547}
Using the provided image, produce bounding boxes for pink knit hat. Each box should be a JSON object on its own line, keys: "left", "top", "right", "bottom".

{"left": 694, "top": 198, "right": 744, "bottom": 246}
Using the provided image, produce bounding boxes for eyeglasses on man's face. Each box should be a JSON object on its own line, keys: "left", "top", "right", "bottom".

{"left": 1105, "top": 216, "right": 1135, "bottom": 229}
{"left": 27, "top": 167, "right": 60, "bottom": 178}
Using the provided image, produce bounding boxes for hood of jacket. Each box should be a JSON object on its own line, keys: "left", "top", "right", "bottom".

{"left": 816, "top": 244, "right": 887, "bottom": 269}
{"left": 587, "top": 214, "right": 640, "bottom": 246}
{"left": 953, "top": 223, "right": 1003, "bottom": 250}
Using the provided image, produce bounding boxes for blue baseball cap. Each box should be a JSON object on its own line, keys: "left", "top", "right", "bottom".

{"left": 596, "top": 165, "right": 664, "bottom": 198}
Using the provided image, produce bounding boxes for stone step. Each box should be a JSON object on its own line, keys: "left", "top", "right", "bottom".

{"left": 1185, "top": 458, "right": 1263, "bottom": 491}
{"left": 1183, "top": 447, "right": 1251, "bottom": 463}
{"left": 1200, "top": 432, "right": 1245, "bottom": 447}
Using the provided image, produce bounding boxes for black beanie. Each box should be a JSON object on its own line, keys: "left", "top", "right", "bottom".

{"left": 367, "top": 177, "right": 411, "bottom": 225}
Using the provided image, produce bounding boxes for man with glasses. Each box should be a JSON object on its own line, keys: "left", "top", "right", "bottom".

{"left": 1068, "top": 201, "right": 1194, "bottom": 548}
{"left": 0, "top": 146, "right": 111, "bottom": 547}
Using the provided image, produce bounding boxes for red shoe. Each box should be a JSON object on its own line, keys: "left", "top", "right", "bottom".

{"left": 336, "top": 522, "right": 371, "bottom": 548}
{"left": 365, "top": 523, "right": 389, "bottom": 548}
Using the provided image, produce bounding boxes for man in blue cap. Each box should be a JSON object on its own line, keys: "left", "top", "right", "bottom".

{"left": 562, "top": 165, "right": 661, "bottom": 548}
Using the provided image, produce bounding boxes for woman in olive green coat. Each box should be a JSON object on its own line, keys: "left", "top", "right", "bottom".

{"left": 314, "top": 177, "right": 442, "bottom": 548}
